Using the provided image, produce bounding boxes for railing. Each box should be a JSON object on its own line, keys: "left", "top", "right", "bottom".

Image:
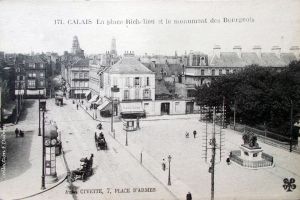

{"left": 262, "top": 152, "right": 273, "bottom": 163}
{"left": 230, "top": 150, "right": 273, "bottom": 168}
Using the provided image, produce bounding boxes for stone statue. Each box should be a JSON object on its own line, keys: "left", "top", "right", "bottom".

{"left": 242, "top": 132, "right": 259, "bottom": 148}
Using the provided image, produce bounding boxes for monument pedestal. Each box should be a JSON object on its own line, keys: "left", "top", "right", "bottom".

{"left": 240, "top": 145, "right": 263, "bottom": 161}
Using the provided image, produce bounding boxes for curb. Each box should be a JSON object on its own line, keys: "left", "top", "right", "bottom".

{"left": 12, "top": 175, "right": 67, "bottom": 200}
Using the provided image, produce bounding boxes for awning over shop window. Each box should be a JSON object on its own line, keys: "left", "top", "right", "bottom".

{"left": 88, "top": 95, "right": 99, "bottom": 103}
{"left": 97, "top": 99, "right": 110, "bottom": 111}
{"left": 120, "top": 102, "right": 144, "bottom": 114}
{"left": 95, "top": 97, "right": 103, "bottom": 105}
{"left": 85, "top": 90, "right": 91, "bottom": 97}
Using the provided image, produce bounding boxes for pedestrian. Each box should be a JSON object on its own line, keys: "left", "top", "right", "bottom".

{"left": 185, "top": 132, "right": 189, "bottom": 138}
{"left": 193, "top": 130, "right": 197, "bottom": 138}
{"left": 162, "top": 159, "right": 166, "bottom": 171}
{"left": 76, "top": 104, "right": 79, "bottom": 110}
{"left": 186, "top": 192, "right": 192, "bottom": 200}
{"left": 19, "top": 130, "right": 24, "bottom": 137}
{"left": 226, "top": 157, "right": 231, "bottom": 165}
{"left": 15, "top": 128, "right": 19, "bottom": 138}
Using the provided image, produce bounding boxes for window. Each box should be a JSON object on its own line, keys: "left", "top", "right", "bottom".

{"left": 28, "top": 80, "right": 35, "bottom": 88}
{"left": 113, "top": 77, "right": 118, "bottom": 87}
{"left": 201, "top": 69, "right": 205, "bottom": 76}
{"left": 40, "top": 72, "right": 44, "bottom": 77}
{"left": 212, "top": 69, "right": 215, "bottom": 76}
{"left": 79, "top": 73, "right": 83, "bottom": 79}
{"left": 134, "top": 77, "right": 140, "bottom": 86}
{"left": 226, "top": 69, "right": 230, "bottom": 75}
{"left": 200, "top": 57, "right": 206, "bottom": 65}
{"left": 17, "top": 76, "right": 20, "bottom": 80}
{"left": 74, "top": 73, "right": 78, "bottom": 79}
{"left": 233, "top": 69, "right": 237, "bottom": 74}
{"left": 175, "top": 102, "right": 180, "bottom": 112}
{"left": 124, "top": 90, "right": 129, "bottom": 100}
{"left": 16, "top": 68, "right": 20, "bottom": 73}
{"left": 143, "top": 89, "right": 151, "bottom": 99}
{"left": 29, "top": 63, "right": 35, "bottom": 68}
{"left": 32, "top": 73, "right": 36, "bottom": 78}
{"left": 219, "top": 69, "right": 222, "bottom": 75}
{"left": 84, "top": 81, "right": 88, "bottom": 87}
{"left": 135, "top": 89, "right": 139, "bottom": 99}
{"left": 253, "top": 153, "right": 258, "bottom": 157}
{"left": 84, "top": 72, "right": 88, "bottom": 79}
{"left": 244, "top": 152, "right": 249, "bottom": 156}
{"left": 20, "top": 76, "right": 23, "bottom": 81}
{"left": 201, "top": 78, "right": 204, "bottom": 85}
{"left": 125, "top": 77, "right": 130, "bottom": 87}
{"left": 40, "top": 80, "right": 44, "bottom": 87}
{"left": 146, "top": 77, "right": 150, "bottom": 86}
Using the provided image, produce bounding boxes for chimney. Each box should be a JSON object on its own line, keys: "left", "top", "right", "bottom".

{"left": 290, "top": 46, "right": 300, "bottom": 60}
{"left": 189, "top": 50, "right": 194, "bottom": 66}
{"left": 271, "top": 46, "right": 281, "bottom": 58}
{"left": 233, "top": 45, "right": 242, "bottom": 58}
{"left": 253, "top": 45, "right": 262, "bottom": 58}
{"left": 213, "top": 45, "right": 221, "bottom": 58}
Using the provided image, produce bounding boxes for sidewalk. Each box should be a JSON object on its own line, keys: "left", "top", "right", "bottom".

{"left": 0, "top": 101, "right": 68, "bottom": 200}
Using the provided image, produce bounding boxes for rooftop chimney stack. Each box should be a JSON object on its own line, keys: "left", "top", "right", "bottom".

{"left": 290, "top": 46, "right": 300, "bottom": 60}
{"left": 233, "top": 45, "right": 242, "bottom": 58}
{"left": 253, "top": 45, "right": 262, "bottom": 59}
{"left": 213, "top": 45, "right": 221, "bottom": 58}
{"left": 271, "top": 46, "right": 281, "bottom": 58}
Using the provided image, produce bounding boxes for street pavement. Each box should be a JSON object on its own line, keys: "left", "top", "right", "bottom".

{"left": 1, "top": 98, "right": 300, "bottom": 200}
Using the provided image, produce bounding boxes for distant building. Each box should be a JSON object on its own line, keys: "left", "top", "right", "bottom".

{"left": 71, "top": 36, "right": 85, "bottom": 58}
{"left": 182, "top": 45, "right": 300, "bottom": 97}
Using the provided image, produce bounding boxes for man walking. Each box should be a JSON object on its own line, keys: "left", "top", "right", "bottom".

{"left": 193, "top": 130, "right": 197, "bottom": 138}
{"left": 186, "top": 192, "right": 192, "bottom": 200}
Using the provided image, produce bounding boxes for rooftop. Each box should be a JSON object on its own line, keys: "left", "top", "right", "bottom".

{"left": 108, "top": 57, "right": 154, "bottom": 74}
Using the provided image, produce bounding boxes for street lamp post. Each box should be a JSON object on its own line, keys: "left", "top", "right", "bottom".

{"left": 111, "top": 86, "right": 120, "bottom": 137}
{"left": 168, "top": 155, "right": 172, "bottom": 186}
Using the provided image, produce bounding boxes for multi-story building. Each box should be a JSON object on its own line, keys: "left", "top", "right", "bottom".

{"left": 23, "top": 55, "right": 48, "bottom": 97}
{"left": 182, "top": 45, "right": 300, "bottom": 97}
{"left": 96, "top": 52, "right": 155, "bottom": 118}
{"left": 67, "top": 58, "right": 89, "bottom": 99}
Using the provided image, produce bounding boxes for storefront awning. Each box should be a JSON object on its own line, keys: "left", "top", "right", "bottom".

{"left": 88, "top": 95, "right": 99, "bottom": 103}
{"left": 85, "top": 90, "right": 91, "bottom": 97}
{"left": 120, "top": 102, "right": 144, "bottom": 114}
{"left": 95, "top": 97, "right": 102, "bottom": 105}
{"left": 97, "top": 99, "right": 110, "bottom": 111}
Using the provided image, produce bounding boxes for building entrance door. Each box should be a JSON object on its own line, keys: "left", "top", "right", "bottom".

{"left": 161, "top": 103, "right": 170, "bottom": 115}
{"left": 186, "top": 102, "right": 194, "bottom": 114}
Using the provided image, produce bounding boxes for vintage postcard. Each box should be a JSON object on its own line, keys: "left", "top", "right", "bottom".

{"left": 0, "top": 0, "right": 300, "bottom": 199}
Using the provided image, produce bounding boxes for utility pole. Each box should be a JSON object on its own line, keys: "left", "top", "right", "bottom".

{"left": 41, "top": 111, "right": 45, "bottom": 189}
{"left": 290, "top": 100, "right": 293, "bottom": 152}
{"left": 211, "top": 107, "right": 216, "bottom": 200}
{"left": 233, "top": 99, "right": 236, "bottom": 131}
{"left": 38, "top": 91, "right": 41, "bottom": 136}
{"left": 222, "top": 96, "right": 225, "bottom": 128}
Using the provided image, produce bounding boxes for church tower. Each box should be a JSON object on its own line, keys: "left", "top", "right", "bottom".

{"left": 72, "top": 36, "right": 80, "bottom": 54}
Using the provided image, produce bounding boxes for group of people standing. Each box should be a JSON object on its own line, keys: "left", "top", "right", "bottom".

{"left": 185, "top": 130, "right": 197, "bottom": 138}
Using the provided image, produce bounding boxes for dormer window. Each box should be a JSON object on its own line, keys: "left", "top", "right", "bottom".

{"left": 200, "top": 57, "right": 206, "bottom": 66}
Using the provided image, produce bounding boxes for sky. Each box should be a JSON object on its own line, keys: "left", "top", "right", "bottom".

{"left": 0, "top": 0, "right": 300, "bottom": 56}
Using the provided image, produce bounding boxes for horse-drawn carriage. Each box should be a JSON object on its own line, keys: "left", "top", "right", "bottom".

{"left": 95, "top": 132, "right": 107, "bottom": 150}
{"left": 55, "top": 91, "right": 64, "bottom": 106}
{"left": 69, "top": 154, "right": 94, "bottom": 182}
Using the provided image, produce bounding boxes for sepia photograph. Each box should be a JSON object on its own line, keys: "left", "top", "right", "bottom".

{"left": 0, "top": 0, "right": 300, "bottom": 199}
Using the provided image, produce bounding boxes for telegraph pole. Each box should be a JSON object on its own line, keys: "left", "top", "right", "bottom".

{"left": 41, "top": 111, "right": 45, "bottom": 189}
{"left": 38, "top": 91, "right": 41, "bottom": 136}
{"left": 222, "top": 96, "right": 225, "bottom": 128}
{"left": 211, "top": 107, "right": 216, "bottom": 200}
{"left": 290, "top": 100, "right": 293, "bottom": 152}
